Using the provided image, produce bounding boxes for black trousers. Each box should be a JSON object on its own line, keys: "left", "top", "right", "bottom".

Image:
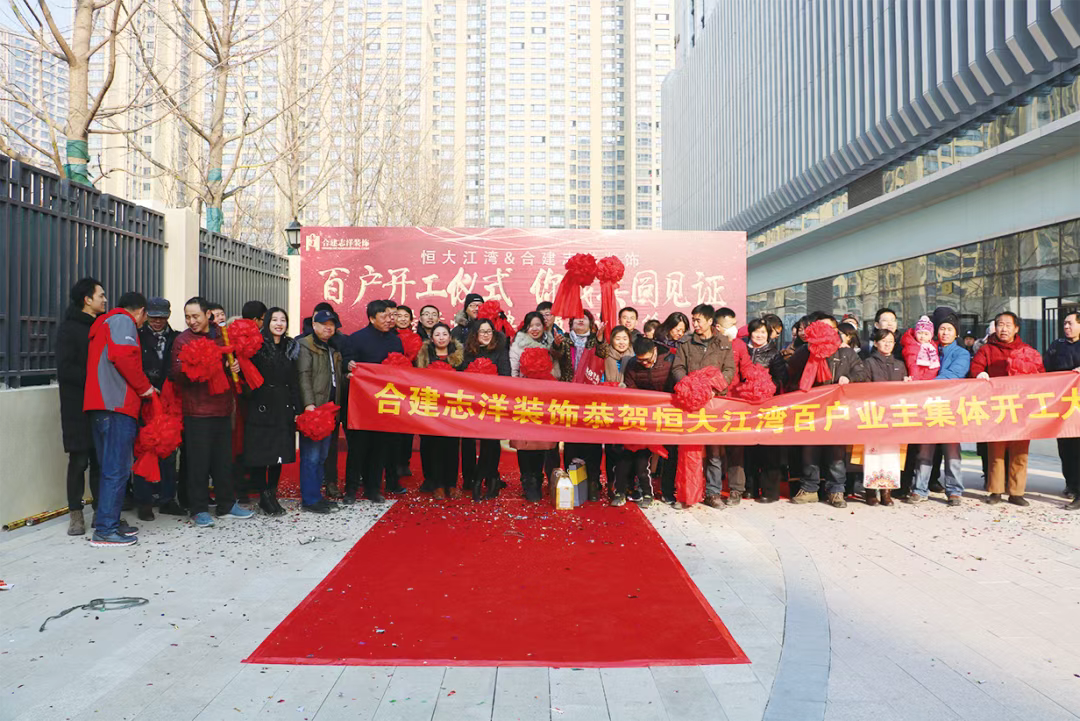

{"left": 744, "top": 446, "right": 783, "bottom": 499}
{"left": 517, "top": 449, "right": 546, "bottom": 479}
{"left": 184, "top": 416, "right": 236, "bottom": 515}
{"left": 249, "top": 464, "right": 282, "bottom": 492}
{"left": 419, "top": 435, "right": 435, "bottom": 485}
{"left": 724, "top": 445, "right": 746, "bottom": 495}
{"left": 564, "top": 443, "right": 602, "bottom": 487}
{"left": 399, "top": 434, "right": 414, "bottom": 467}
{"left": 476, "top": 439, "right": 501, "bottom": 482}
{"left": 66, "top": 448, "right": 101, "bottom": 512}
{"left": 1060, "top": 437, "right": 1080, "bottom": 495}
{"left": 660, "top": 445, "right": 678, "bottom": 501}
{"left": 614, "top": 448, "right": 652, "bottom": 497}
{"left": 800, "top": 445, "right": 846, "bottom": 495}
{"left": 460, "top": 437, "right": 478, "bottom": 485}
{"left": 423, "top": 435, "right": 460, "bottom": 491}
{"left": 345, "top": 428, "right": 391, "bottom": 497}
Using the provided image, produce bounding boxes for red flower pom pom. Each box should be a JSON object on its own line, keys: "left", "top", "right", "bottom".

{"left": 731, "top": 363, "right": 777, "bottom": 403}
{"left": 805, "top": 320, "right": 842, "bottom": 360}
{"left": 1008, "top": 345, "right": 1044, "bottom": 376}
{"left": 466, "top": 357, "right": 498, "bottom": 375}
{"left": 226, "top": 318, "right": 263, "bottom": 359}
{"left": 382, "top": 352, "right": 413, "bottom": 367}
{"left": 427, "top": 360, "right": 455, "bottom": 372}
{"left": 178, "top": 336, "right": 231, "bottom": 394}
{"left": 477, "top": 300, "right": 516, "bottom": 338}
{"left": 595, "top": 256, "right": 625, "bottom": 284}
{"left": 520, "top": 347, "right": 554, "bottom": 380}
{"left": 296, "top": 402, "right": 340, "bottom": 441}
{"left": 398, "top": 330, "right": 423, "bottom": 361}
{"left": 564, "top": 253, "right": 597, "bottom": 285}
{"left": 672, "top": 366, "right": 728, "bottom": 412}
{"left": 600, "top": 380, "right": 621, "bottom": 387}
{"left": 133, "top": 396, "right": 184, "bottom": 481}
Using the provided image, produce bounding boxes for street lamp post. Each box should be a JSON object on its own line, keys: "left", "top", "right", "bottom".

{"left": 284, "top": 218, "right": 302, "bottom": 256}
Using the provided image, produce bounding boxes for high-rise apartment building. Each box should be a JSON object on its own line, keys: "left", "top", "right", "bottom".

{"left": 0, "top": 28, "right": 68, "bottom": 165}
{"left": 83, "top": 0, "right": 673, "bottom": 245}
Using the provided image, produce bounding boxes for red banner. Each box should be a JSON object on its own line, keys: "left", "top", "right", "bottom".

{"left": 300, "top": 227, "right": 746, "bottom": 329}
{"left": 348, "top": 365, "right": 1080, "bottom": 445}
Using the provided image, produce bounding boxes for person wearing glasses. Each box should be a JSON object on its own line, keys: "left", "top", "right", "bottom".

{"left": 618, "top": 336, "right": 677, "bottom": 505}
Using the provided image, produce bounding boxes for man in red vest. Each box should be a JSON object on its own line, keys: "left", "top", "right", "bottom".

{"left": 84, "top": 292, "right": 155, "bottom": 547}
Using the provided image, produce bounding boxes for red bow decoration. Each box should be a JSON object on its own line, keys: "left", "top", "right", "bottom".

{"left": 1008, "top": 345, "right": 1044, "bottom": 375}
{"left": 466, "top": 357, "right": 499, "bottom": 375}
{"left": 133, "top": 394, "right": 184, "bottom": 482}
{"left": 477, "top": 300, "right": 516, "bottom": 338}
{"left": 730, "top": 362, "right": 777, "bottom": 403}
{"left": 624, "top": 444, "right": 669, "bottom": 459}
{"left": 672, "top": 366, "right": 728, "bottom": 412}
{"left": 520, "top": 347, "right": 554, "bottom": 380}
{"left": 382, "top": 352, "right": 414, "bottom": 367}
{"left": 799, "top": 320, "right": 842, "bottom": 391}
{"left": 178, "top": 336, "right": 232, "bottom": 395}
{"left": 296, "top": 402, "right": 340, "bottom": 441}
{"left": 226, "top": 318, "right": 265, "bottom": 390}
{"left": 427, "top": 359, "right": 456, "bottom": 372}
{"left": 397, "top": 329, "right": 423, "bottom": 361}
{"left": 595, "top": 255, "right": 625, "bottom": 326}
{"left": 552, "top": 253, "right": 596, "bottom": 320}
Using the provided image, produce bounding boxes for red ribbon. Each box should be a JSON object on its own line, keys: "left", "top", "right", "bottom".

{"left": 675, "top": 445, "right": 705, "bottom": 506}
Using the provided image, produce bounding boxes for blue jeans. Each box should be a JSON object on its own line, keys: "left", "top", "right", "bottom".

{"left": 134, "top": 451, "right": 178, "bottom": 505}
{"left": 89, "top": 411, "right": 138, "bottom": 536}
{"left": 299, "top": 435, "right": 332, "bottom": 506}
{"left": 912, "top": 443, "right": 964, "bottom": 498}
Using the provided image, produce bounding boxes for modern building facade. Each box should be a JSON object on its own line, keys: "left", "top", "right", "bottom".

{"left": 661, "top": 1, "right": 1080, "bottom": 351}
{"left": 79, "top": 0, "right": 673, "bottom": 247}
{"left": 0, "top": 28, "right": 68, "bottom": 165}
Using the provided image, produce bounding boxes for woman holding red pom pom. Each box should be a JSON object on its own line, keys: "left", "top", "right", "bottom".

{"left": 243, "top": 308, "right": 299, "bottom": 516}
{"left": 415, "top": 323, "right": 465, "bottom": 499}
{"left": 296, "top": 309, "right": 346, "bottom": 514}
{"left": 462, "top": 318, "right": 511, "bottom": 500}
{"left": 509, "top": 311, "right": 561, "bottom": 501}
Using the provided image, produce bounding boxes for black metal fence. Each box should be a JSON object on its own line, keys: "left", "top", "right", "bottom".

{"left": 199, "top": 229, "right": 289, "bottom": 319}
{"left": 0, "top": 156, "right": 166, "bottom": 388}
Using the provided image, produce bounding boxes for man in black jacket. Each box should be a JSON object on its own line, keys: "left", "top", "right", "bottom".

{"left": 787, "top": 313, "right": 868, "bottom": 509}
{"left": 57, "top": 278, "right": 107, "bottom": 535}
{"left": 1047, "top": 311, "right": 1080, "bottom": 509}
{"left": 134, "top": 297, "right": 184, "bottom": 519}
{"left": 341, "top": 299, "right": 404, "bottom": 502}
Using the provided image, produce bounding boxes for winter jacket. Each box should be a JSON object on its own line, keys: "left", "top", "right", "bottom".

{"left": 555, "top": 332, "right": 601, "bottom": 382}
{"left": 450, "top": 310, "right": 474, "bottom": 345}
{"left": 786, "top": 345, "right": 869, "bottom": 391}
{"left": 864, "top": 349, "right": 907, "bottom": 383}
{"left": 415, "top": 339, "right": 465, "bottom": 369}
{"left": 56, "top": 307, "right": 97, "bottom": 452}
{"left": 509, "top": 332, "right": 562, "bottom": 379}
{"left": 671, "top": 332, "right": 736, "bottom": 388}
{"left": 297, "top": 334, "right": 344, "bottom": 409}
{"left": 84, "top": 308, "right": 153, "bottom": 419}
{"left": 139, "top": 324, "right": 180, "bottom": 390}
{"left": 900, "top": 328, "right": 940, "bottom": 381}
{"left": 935, "top": 340, "right": 972, "bottom": 380}
{"left": 244, "top": 336, "right": 300, "bottom": 466}
{"left": 744, "top": 339, "right": 788, "bottom": 393}
{"left": 341, "top": 323, "right": 403, "bottom": 365}
{"left": 970, "top": 335, "right": 1043, "bottom": 378}
{"left": 1044, "top": 338, "right": 1080, "bottom": 372}
{"left": 169, "top": 325, "right": 235, "bottom": 418}
{"left": 732, "top": 338, "right": 752, "bottom": 380}
{"left": 622, "top": 346, "right": 676, "bottom": 393}
{"left": 462, "top": 334, "right": 511, "bottom": 376}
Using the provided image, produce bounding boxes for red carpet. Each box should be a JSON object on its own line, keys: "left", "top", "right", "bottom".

{"left": 245, "top": 497, "right": 748, "bottom": 667}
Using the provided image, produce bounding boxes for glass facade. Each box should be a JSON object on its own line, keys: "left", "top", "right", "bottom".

{"left": 747, "top": 71, "right": 1080, "bottom": 255}
{"left": 747, "top": 219, "right": 1080, "bottom": 353}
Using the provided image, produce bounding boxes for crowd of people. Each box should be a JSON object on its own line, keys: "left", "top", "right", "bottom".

{"left": 56, "top": 275, "right": 1080, "bottom": 547}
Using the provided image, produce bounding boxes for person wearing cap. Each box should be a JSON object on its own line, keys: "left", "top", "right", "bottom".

{"left": 135, "top": 296, "right": 184, "bottom": 520}
{"left": 451, "top": 293, "right": 484, "bottom": 344}
{"left": 962, "top": 331, "right": 977, "bottom": 356}
{"left": 297, "top": 308, "right": 345, "bottom": 513}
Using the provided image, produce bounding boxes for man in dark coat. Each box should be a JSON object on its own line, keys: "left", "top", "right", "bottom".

{"left": 134, "top": 297, "right": 183, "bottom": 520}
{"left": 1045, "top": 311, "right": 1080, "bottom": 509}
{"left": 57, "top": 278, "right": 107, "bottom": 536}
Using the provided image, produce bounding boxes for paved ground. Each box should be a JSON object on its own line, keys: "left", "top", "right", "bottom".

{"left": 1, "top": 454, "right": 1078, "bottom": 721}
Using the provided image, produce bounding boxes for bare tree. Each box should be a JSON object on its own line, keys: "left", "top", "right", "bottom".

{"left": 2, "top": 0, "right": 143, "bottom": 184}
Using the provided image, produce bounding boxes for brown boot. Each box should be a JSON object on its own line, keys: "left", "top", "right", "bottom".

{"left": 864, "top": 490, "right": 879, "bottom": 506}
{"left": 67, "top": 509, "right": 85, "bottom": 536}
{"left": 881, "top": 489, "right": 894, "bottom": 506}
{"left": 433, "top": 487, "right": 447, "bottom": 500}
